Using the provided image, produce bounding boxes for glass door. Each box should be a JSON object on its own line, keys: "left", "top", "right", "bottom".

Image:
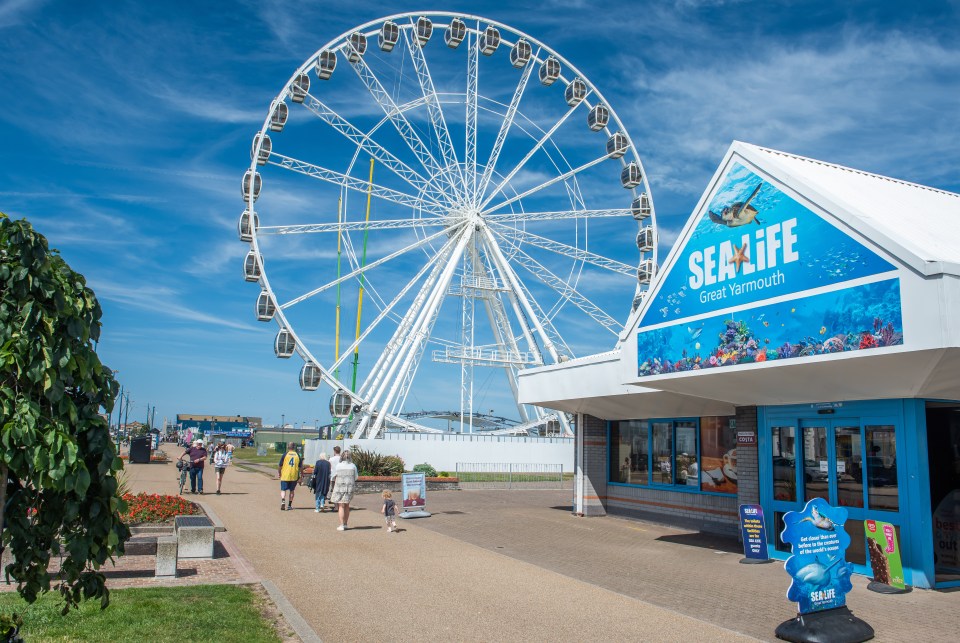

{"left": 767, "top": 418, "right": 867, "bottom": 564}
{"left": 764, "top": 412, "right": 903, "bottom": 576}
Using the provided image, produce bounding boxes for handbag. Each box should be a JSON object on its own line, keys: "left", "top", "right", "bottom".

{"left": 307, "top": 473, "right": 317, "bottom": 490}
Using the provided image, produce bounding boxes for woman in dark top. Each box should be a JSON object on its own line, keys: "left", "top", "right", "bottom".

{"left": 313, "top": 452, "right": 332, "bottom": 513}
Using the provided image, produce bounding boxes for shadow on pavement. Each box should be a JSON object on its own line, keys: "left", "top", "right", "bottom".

{"left": 655, "top": 531, "right": 741, "bottom": 554}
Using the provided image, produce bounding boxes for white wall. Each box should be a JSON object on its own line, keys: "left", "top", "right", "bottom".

{"left": 303, "top": 433, "right": 574, "bottom": 472}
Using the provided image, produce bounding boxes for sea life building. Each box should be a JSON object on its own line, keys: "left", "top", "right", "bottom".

{"left": 518, "top": 142, "right": 960, "bottom": 589}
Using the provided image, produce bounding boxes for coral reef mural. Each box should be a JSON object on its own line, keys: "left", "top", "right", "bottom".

{"left": 637, "top": 279, "right": 903, "bottom": 377}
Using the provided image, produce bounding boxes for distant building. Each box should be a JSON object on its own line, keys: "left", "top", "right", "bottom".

{"left": 177, "top": 414, "right": 262, "bottom": 439}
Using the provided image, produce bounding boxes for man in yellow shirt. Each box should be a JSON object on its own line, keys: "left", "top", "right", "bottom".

{"left": 277, "top": 442, "right": 302, "bottom": 511}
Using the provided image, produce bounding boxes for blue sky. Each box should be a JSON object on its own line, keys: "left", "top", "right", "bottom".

{"left": 2, "top": 0, "right": 958, "bottom": 430}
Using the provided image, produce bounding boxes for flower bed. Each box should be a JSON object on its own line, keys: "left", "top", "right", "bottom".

{"left": 121, "top": 493, "right": 199, "bottom": 524}
{"left": 119, "top": 452, "right": 169, "bottom": 463}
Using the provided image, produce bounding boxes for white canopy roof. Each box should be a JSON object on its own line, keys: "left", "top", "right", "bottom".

{"left": 737, "top": 142, "right": 960, "bottom": 275}
{"left": 519, "top": 142, "right": 960, "bottom": 419}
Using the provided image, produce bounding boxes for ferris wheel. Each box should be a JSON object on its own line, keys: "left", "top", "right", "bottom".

{"left": 240, "top": 12, "right": 658, "bottom": 438}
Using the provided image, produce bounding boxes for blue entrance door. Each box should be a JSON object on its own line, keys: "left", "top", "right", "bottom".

{"left": 764, "top": 415, "right": 903, "bottom": 575}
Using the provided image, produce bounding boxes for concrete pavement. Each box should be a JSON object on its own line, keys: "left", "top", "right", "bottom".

{"left": 129, "top": 447, "right": 753, "bottom": 642}
{"left": 125, "top": 446, "right": 957, "bottom": 642}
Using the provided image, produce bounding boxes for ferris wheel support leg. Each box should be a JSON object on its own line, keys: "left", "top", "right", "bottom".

{"left": 367, "top": 228, "right": 473, "bottom": 437}
{"left": 350, "top": 233, "right": 464, "bottom": 438}
{"left": 480, "top": 227, "right": 560, "bottom": 365}
{"left": 362, "top": 227, "right": 473, "bottom": 437}
{"left": 475, "top": 235, "right": 546, "bottom": 369}
{"left": 470, "top": 249, "right": 529, "bottom": 423}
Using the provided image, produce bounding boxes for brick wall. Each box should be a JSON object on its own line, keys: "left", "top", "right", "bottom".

{"left": 735, "top": 406, "right": 759, "bottom": 507}
{"left": 605, "top": 486, "right": 739, "bottom": 535}
{"left": 579, "top": 414, "right": 608, "bottom": 516}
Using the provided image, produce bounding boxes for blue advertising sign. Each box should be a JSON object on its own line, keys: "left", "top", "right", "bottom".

{"left": 636, "top": 161, "right": 904, "bottom": 377}
{"left": 739, "top": 504, "right": 769, "bottom": 560}
{"left": 781, "top": 498, "right": 854, "bottom": 614}
{"left": 640, "top": 163, "right": 896, "bottom": 328}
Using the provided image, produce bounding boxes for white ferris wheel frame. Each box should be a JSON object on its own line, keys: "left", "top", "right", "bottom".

{"left": 242, "top": 11, "right": 659, "bottom": 438}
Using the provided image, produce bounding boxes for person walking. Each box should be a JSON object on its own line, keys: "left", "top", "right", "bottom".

{"left": 312, "top": 452, "right": 332, "bottom": 513}
{"left": 326, "top": 445, "right": 342, "bottom": 506}
{"left": 329, "top": 450, "right": 358, "bottom": 530}
{"left": 212, "top": 439, "right": 230, "bottom": 495}
{"left": 381, "top": 489, "right": 398, "bottom": 532}
{"left": 180, "top": 440, "right": 207, "bottom": 494}
{"left": 278, "top": 442, "right": 302, "bottom": 511}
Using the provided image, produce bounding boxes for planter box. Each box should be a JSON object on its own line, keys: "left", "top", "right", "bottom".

{"left": 354, "top": 476, "right": 460, "bottom": 494}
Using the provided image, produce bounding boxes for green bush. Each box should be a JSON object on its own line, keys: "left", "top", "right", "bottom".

{"left": 412, "top": 463, "right": 437, "bottom": 477}
{"left": 437, "top": 471, "right": 450, "bottom": 478}
{"left": 350, "top": 445, "right": 405, "bottom": 476}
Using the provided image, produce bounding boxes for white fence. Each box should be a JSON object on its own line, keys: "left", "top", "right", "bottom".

{"left": 456, "top": 462, "right": 570, "bottom": 489}
{"left": 303, "top": 433, "right": 573, "bottom": 472}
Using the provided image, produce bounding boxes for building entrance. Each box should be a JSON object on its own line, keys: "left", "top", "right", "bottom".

{"left": 763, "top": 410, "right": 902, "bottom": 575}
{"left": 925, "top": 403, "right": 960, "bottom": 585}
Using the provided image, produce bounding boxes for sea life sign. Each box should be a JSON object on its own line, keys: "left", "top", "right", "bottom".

{"left": 739, "top": 504, "right": 769, "bottom": 560}
{"left": 636, "top": 161, "right": 903, "bottom": 377}
{"left": 865, "top": 519, "right": 905, "bottom": 589}
{"left": 781, "top": 499, "right": 854, "bottom": 614}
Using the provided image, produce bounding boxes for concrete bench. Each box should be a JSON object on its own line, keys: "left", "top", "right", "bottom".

{"left": 174, "top": 515, "right": 215, "bottom": 559}
{"left": 155, "top": 536, "right": 178, "bottom": 577}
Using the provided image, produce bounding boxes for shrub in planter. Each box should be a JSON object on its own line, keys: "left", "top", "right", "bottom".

{"left": 350, "top": 446, "right": 405, "bottom": 476}
{"left": 437, "top": 471, "right": 450, "bottom": 478}
{"left": 412, "top": 463, "right": 437, "bottom": 478}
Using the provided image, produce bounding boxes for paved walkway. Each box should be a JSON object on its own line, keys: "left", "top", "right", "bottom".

{"left": 122, "top": 447, "right": 956, "bottom": 642}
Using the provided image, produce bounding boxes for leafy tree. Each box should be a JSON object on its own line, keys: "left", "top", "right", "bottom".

{"left": 0, "top": 213, "right": 129, "bottom": 613}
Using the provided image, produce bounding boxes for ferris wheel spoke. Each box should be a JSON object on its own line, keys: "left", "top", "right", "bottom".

{"left": 332, "top": 233, "right": 458, "bottom": 374}
{"left": 485, "top": 208, "right": 632, "bottom": 223}
{"left": 481, "top": 153, "right": 610, "bottom": 215}
{"left": 475, "top": 48, "right": 538, "bottom": 202}
{"left": 268, "top": 153, "right": 446, "bottom": 215}
{"left": 345, "top": 49, "right": 464, "bottom": 204}
{"left": 465, "top": 26, "right": 480, "bottom": 201}
{"left": 259, "top": 218, "right": 446, "bottom": 235}
{"left": 299, "top": 92, "right": 443, "bottom": 203}
{"left": 279, "top": 224, "right": 460, "bottom": 310}
{"left": 478, "top": 94, "right": 591, "bottom": 211}
{"left": 498, "top": 237, "right": 621, "bottom": 336}
{"left": 402, "top": 23, "right": 467, "bottom": 196}
{"left": 489, "top": 223, "right": 636, "bottom": 276}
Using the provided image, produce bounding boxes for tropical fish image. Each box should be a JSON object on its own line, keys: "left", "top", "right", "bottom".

{"left": 688, "top": 325, "right": 704, "bottom": 340}
{"left": 819, "top": 326, "right": 827, "bottom": 335}
{"left": 708, "top": 182, "right": 763, "bottom": 228}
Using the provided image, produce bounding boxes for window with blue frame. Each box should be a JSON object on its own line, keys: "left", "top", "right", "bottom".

{"left": 609, "top": 416, "right": 737, "bottom": 495}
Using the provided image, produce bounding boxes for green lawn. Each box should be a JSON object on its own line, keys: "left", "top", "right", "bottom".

{"left": 232, "top": 448, "right": 284, "bottom": 466}
{"left": 0, "top": 584, "right": 280, "bottom": 642}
